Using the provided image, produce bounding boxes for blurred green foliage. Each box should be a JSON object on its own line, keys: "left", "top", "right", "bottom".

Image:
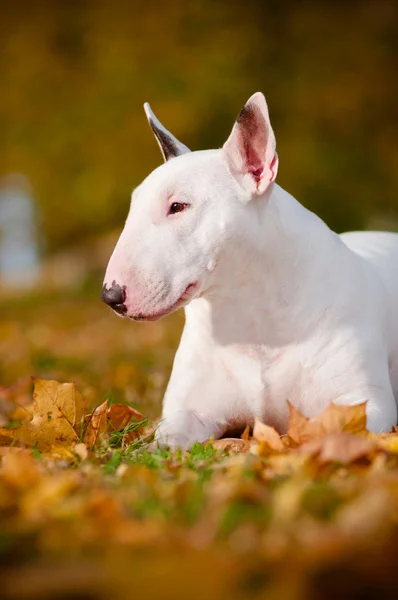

{"left": 1, "top": 0, "right": 397, "bottom": 252}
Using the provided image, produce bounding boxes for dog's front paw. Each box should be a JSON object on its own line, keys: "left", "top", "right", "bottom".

{"left": 155, "top": 410, "right": 221, "bottom": 450}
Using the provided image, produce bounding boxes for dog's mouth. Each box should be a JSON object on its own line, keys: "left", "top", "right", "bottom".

{"left": 129, "top": 282, "right": 199, "bottom": 322}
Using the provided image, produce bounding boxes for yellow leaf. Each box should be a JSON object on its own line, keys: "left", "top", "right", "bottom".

{"left": 313, "top": 402, "right": 367, "bottom": 435}
{"left": 0, "top": 378, "right": 86, "bottom": 452}
{"left": 287, "top": 401, "right": 368, "bottom": 444}
{"left": 9, "top": 404, "right": 33, "bottom": 423}
{"left": 375, "top": 433, "right": 398, "bottom": 454}
{"left": 253, "top": 417, "right": 284, "bottom": 451}
{"left": 33, "top": 377, "right": 86, "bottom": 429}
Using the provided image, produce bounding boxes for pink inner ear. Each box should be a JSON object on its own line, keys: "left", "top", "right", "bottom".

{"left": 248, "top": 165, "right": 264, "bottom": 182}
{"left": 241, "top": 132, "right": 265, "bottom": 182}
{"left": 237, "top": 106, "right": 267, "bottom": 183}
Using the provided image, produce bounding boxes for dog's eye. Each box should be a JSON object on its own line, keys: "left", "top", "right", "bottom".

{"left": 168, "top": 202, "right": 187, "bottom": 215}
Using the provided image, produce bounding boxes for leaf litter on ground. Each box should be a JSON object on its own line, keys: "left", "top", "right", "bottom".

{"left": 0, "top": 377, "right": 398, "bottom": 600}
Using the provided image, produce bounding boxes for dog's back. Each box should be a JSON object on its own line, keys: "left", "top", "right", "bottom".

{"left": 341, "top": 230, "right": 398, "bottom": 399}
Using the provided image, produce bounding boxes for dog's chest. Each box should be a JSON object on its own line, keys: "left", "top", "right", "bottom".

{"left": 218, "top": 344, "right": 298, "bottom": 433}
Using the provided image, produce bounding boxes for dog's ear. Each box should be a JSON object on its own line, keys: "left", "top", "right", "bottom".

{"left": 144, "top": 103, "right": 191, "bottom": 162}
{"left": 223, "top": 92, "right": 278, "bottom": 196}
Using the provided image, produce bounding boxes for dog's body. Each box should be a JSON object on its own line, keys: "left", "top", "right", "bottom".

{"left": 103, "top": 93, "right": 398, "bottom": 448}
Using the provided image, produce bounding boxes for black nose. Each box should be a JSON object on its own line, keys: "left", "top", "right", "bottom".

{"left": 101, "top": 283, "right": 127, "bottom": 314}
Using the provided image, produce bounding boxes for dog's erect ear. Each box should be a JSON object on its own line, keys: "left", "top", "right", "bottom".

{"left": 144, "top": 103, "right": 191, "bottom": 162}
{"left": 223, "top": 92, "right": 278, "bottom": 196}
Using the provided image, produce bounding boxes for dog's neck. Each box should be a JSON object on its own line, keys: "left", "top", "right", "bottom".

{"left": 186, "top": 183, "right": 343, "bottom": 346}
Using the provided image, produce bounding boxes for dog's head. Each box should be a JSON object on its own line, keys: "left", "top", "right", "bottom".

{"left": 102, "top": 92, "right": 278, "bottom": 321}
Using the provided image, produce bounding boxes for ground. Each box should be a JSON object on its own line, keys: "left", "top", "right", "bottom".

{"left": 1, "top": 280, "right": 398, "bottom": 600}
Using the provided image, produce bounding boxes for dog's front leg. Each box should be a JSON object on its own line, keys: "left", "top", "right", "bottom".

{"left": 155, "top": 409, "right": 224, "bottom": 449}
{"left": 155, "top": 332, "right": 230, "bottom": 449}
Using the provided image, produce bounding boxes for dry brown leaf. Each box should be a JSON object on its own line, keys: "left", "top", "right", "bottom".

{"left": 83, "top": 401, "right": 108, "bottom": 448}
{"left": 212, "top": 438, "right": 250, "bottom": 454}
{"left": 253, "top": 417, "right": 284, "bottom": 451}
{"left": 0, "top": 378, "right": 86, "bottom": 452}
{"left": 299, "top": 432, "right": 375, "bottom": 464}
{"left": 106, "top": 403, "right": 144, "bottom": 431}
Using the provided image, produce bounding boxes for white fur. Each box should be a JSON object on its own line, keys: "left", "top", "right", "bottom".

{"left": 103, "top": 92, "right": 398, "bottom": 448}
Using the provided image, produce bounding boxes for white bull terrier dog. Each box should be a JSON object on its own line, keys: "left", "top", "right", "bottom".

{"left": 102, "top": 92, "right": 398, "bottom": 448}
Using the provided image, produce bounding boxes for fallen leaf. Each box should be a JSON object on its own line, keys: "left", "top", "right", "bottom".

{"left": 106, "top": 403, "right": 144, "bottom": 431}
{"left": 45, "top": 445, "right": 80, "bottom": 461}
{"left": 21, "top": 473, "right": 79, "bottom": 518}
{"left": 35, "top": 377, "right": 86, "bottom": 429}
{"left": 0, "top": 452, "right": 40, "bottom": 490}
{"left": 74, "top": 442, "right": 89, "bottom": 461}
{"left": 0, "top": 378, "right": 86, "bottom": 451}
{"left": 287, "top": 402, "right": 325, "bottom": 444}
{"left": 287, "top": 401, "right": 368, "bottom": 444}
{"left": 9, "top": 404, "right": 33, "bottom": 423}
{"left": 299, "top": 432, "right": 375, "bottom": 464}
{"left": 83, "top": 401, "right": 108, "bottom": 448}
{"left": 314, "top": 402, "right": 367, "bottom": 435}
{"left": 375, "top": 433, "right": 398, "bottom": 454}
{"left": 241, "top": 425, "right": 251, "bottom": 441}
{"left": 212, "top": 438, "right": 250, "bottom": 454}
{"left": 0, "top": 447, "right": 33, "bottom": 457}
{"left": 252, "top": 417, "right": 284, "bottom": 451}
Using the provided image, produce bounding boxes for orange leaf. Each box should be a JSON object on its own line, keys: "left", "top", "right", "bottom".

{"left": 241, "top": 425, "right": 251, "bottom": 441}
{"left": 287, "top": 402, "right": 324, "bottom": 444}
{"left": 83, "top": 401, "right": 108, "bottom": 448}
{"left": 106, "top": 403, "right": 144, "bottom": 431}
{"left": 253, "top": 417, "right": 284, "bottom": 451}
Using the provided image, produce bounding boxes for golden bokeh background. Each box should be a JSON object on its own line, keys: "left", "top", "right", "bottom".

{"left": 1, "top": 0, "right": 397, "bottom": 253}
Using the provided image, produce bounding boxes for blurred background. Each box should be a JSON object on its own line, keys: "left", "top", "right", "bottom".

{"left": 1, "top": 0, "right": 397, "bottom": 414}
